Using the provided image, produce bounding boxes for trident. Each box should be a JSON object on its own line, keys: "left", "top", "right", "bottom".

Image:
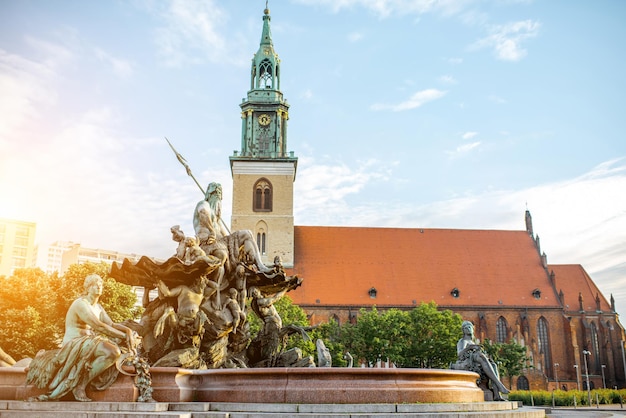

{"left": 165, "top": 137, "right": 230, "bottom": 234}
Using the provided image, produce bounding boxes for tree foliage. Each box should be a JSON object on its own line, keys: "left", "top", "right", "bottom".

{"left": 0, "top": 262, "right": 140, "bottom": 360}
{"left": 405, "top": 302, "right": 463, "bottom": 368}
{"left": 482, "top": 339, "right": 531, "bottom": 386}
{"left": 342, "top": 307, "right": 412, "bottom": 367}
{"left": 336, "top": 302, "right": 462, "bottom": 368}
{"left": 308, "top": 319, "right": 348, "bottom": 367}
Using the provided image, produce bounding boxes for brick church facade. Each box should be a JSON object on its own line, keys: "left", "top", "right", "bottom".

{"left": 286, "top": 216, "right": 625, "bottom": 390}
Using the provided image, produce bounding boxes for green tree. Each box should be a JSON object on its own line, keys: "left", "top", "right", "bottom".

{"left": 0, "top": 268, "right": 63, "bottom": 358}
{"left": 338, "top": 302, "right": 461, "bottom": 368}
{"left": 405, "top": 302, "right": 463, "bottom": 368}
{"left": 343, "top": 307, "right": 411, "bottom": 367}
{"left": 309, "top": 319, "right": 348, "bottom": 367}
{"left": 482, "top": 339, "right": 531, "bottom": 387}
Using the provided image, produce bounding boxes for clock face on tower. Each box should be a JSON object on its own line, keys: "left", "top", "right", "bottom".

{"left": 258, "top": 113, "right": 271, "bottom": 126}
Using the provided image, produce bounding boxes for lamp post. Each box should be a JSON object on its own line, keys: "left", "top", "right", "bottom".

{"left": 601, "top": 364, "right": 606, "bottom": 389}
{"left": 582, "top": 350, "right": 591, "bottom": 406}
{"left": 573, "top": 364, "right": 580, "bottom": 390}
{"left": 554, "top": 363, "right": 559, "bottom": 390}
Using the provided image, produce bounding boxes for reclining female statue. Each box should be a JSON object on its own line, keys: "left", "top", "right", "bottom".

{"left": 451, "top": 320, "right": 510, "bottom": 401}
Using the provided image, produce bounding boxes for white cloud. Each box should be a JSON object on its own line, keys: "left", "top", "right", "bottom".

{"left": 446, "top": 141, "right": 481, "bottom": 157}
{"left": 301, "top": 89, "right": 314, "bottom": 100}
{"left": 151, "top": 0, "right": 242, "bottom": 67}
{"left": 370, "top": 88, "right": 446, "bottom": 111}
{"left": 0, "top": 40, "right": 68, "bottom": 141}
{"left": 462, "top": 131, "right": 478, "bottom": 140}
{"left": 471, "top": 19, "right": 540, "bottom": 61}
{"left": 439, "top": 75, "right": 457, "bottom": 84}
{"left": 293, "top": 157, "right": 626, "bottom": 314}
{"left": 294, "top": 0, "right": 474, "bottom": 18}
{"left": 294, "top": 156, "right": 393, "bottom": 225}
{"left": 94, "top": 48, "right": 134, "bottom": 78}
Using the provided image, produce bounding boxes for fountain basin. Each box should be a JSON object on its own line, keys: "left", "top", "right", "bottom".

{"left": 2, "top": 366, "right": 483, "bottom": 403}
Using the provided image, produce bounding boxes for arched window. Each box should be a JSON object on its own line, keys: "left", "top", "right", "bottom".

{"left": 590, "top": 322, "right": 601, "bottom": 372}
{"left": 256, "top": 232, "right": 266, "bottom": 255}
{"left": 496, "top": 316, "right": 508, "bottom": 343}
{"left": 259, "top": 59, "right": 273, "bottom": 88}
{"left": 537, "top": 317, "right": 552, "bottom": 375}
{"left": 253, "top": 179, "right": 272, "bottom": 212}
{"left": 516, "top": 376, "right": 529, "bottom": 390}
{"left": 331, "top": 314, "right": 340, "bottom": 326}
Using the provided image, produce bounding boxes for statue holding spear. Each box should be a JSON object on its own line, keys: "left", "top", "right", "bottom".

{"left": 165, "top": 138, "right": 273, "bottom": 277}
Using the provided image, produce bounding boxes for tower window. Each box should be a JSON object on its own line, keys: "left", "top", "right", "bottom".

{"left": 259, "top": 59, "right": 273, "bottom": 88}
{"left": 254, "top": 179, "right": 272, "bottom": 212}
{"left": 256, "top": 232, "right": 266, "bottom": 255}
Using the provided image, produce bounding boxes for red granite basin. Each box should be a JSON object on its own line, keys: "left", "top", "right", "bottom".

{"left": 3, "top": 366, "right": 483, "bottom": 404}
{"left": 172, "top": 367, "right": 484, "bottom": 404}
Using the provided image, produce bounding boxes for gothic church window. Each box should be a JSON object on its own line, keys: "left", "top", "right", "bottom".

{"left": 496, "top": 316, "right": 508, "bottom": 343}
{"left": 516, "top": 376, "right": 529, "bottom": 390}
{"left": 254, "top": 179, "right": 272, "bottom": 212}
{"left": 260, "top": 59, "right": 273, "bottom": 88}
{"left": 256, "top": 232, "right": 266, "bottom": 255}
{"left": 590, "top": 322, "right": 600, "bottom": 372}
{"left": 537, "top": 317, "right": 552, "bottom": 376}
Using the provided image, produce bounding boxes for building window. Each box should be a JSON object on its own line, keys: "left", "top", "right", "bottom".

{"left": 12, "top": 257, "right": 26, "bottom": 268}
{"left": 253, "top": 179, "right": 272, "bottom": 212}
{"left": 15, "top": 225, "right": 29, "bottom": 237}
{"left": 516, "top": 376, "right": 529, "bottom": 390}
{"left": 496, "top": 316, "right": 508, "bottom": 343}
{"left": 537, "top": 317, "right": 552, "bottom": 375}
{"left": 590, "top": 322, "right": 601, "bottom": 373}
{"left": 14, "top": 236, "right": 28, "bottom": 246}
{"left": 256, "top": 232, "right": 266, "bottom": 255}
{"left": 259, "top": 59, "right": 273, "bottom": 88}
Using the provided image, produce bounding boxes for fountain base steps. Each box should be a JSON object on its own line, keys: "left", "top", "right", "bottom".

{"left": 0, "top": 400, "right": 545, "bottom": 418}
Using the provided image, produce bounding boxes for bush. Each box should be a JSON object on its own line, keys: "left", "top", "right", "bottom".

{"left": 509, "top": 389, "right": 626, "bottom": 406}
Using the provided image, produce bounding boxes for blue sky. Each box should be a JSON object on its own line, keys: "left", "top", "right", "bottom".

{"left": 1, "top": 1, "right": 625, "bottom": 315}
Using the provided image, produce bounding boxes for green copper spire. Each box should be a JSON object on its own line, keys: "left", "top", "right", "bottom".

{"left": 260, "top": 3, "right": 273, "bottom": 48}
{"left": 251, "top": 5, "right": 280, "bottom": 91}
{"left": 231, "top": 4, "right": 296, "bottom": 161}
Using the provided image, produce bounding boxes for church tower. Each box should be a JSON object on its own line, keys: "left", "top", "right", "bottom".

{"left": 230, "top": 5, "right": 297, "bottom": 267}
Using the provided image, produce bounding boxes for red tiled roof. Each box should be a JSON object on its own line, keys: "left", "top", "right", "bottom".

{"left": 288, "top": 226, "right": 560, "bottom": 308}
{"left": 548, "top": 264, "right": 612, "bottom": 312}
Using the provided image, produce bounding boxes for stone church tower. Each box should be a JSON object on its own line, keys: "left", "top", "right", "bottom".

{"left": 229, "top": 6, "right": 297, "bottom": 267}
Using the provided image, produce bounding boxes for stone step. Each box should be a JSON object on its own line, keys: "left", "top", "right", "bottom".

{"left": 192, "top": 402, "right": 545, "bottom": 418}
{"left": 0, "top": 401, "right": 546, "bottom": 418}
{"left": 204, "top": 412, "right": 543, "bottom": 418}
{"left": 0, "top": 401, "right": 197, "bottom": 418}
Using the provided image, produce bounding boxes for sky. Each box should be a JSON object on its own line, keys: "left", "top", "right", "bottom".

{"left": 1, "top": 0, "right": 625, "bottom": 316}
